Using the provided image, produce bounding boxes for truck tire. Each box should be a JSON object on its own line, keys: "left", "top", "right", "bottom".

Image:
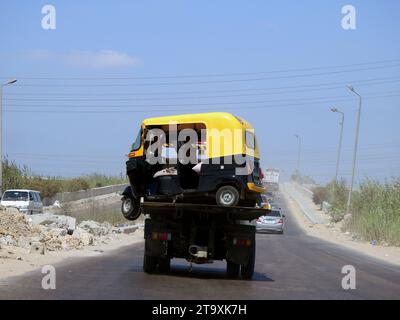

{"left": 143, "top": 254, "right": 158, "bottom": 274}
{"left": 158, "top": 257, "right": 171, "bottom": 273}
{"left": 241, "top": 243, "right": 255, "bottom": 280}
{"left": 216, "top": 186, "right": 240, "bottom": 207}
{"left": 226, "top": 261, "right": 240, "bottom": 279}
{"left": 121, "top": 196, "right": 141, "bottom": 221}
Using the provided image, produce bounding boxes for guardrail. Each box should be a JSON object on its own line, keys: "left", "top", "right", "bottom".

{"left": 43, "top": 184, "right": 128, "bottom": 206}
{"left": 283, "top": 182, "right": 325, "bottom": 224}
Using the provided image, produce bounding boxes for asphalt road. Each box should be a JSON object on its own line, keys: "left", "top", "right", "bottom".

{"left": 1, "top": 193, "right": 399, "bottom": 300}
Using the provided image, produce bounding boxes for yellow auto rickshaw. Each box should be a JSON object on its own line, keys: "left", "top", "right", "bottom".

{"left": 121, "top": 112, "right": 265, "bottom": 220}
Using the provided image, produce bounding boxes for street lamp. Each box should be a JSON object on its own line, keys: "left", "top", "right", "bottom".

{"left": 0, "top": 78, "right": 18, "bottom": 194}
{"left": 346, "top": 85, "right": 362, "bottom": 214}
{"left": 294, "top": 134, "right": 302, "bottom": 175}
{"left": 330, "top": 107, "right": 345, "bottom": 183}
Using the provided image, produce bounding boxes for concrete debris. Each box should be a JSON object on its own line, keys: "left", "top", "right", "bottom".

{"left": 117, "top": 225, "right": 138, "bottom": 234}
{"left": 28, "top": 213, "right": 76, "bottom": 234}
{"left": 29, "top": 242, "right": 46, "bottom": 255}
{"left": 72, "top": 227, "right": 94, "bottom": 246}
{"left": 78, "top": 220, "right": 112, "bottom": 237}
{"left": 0, "top": 206, "right": 137, "bottom": 254}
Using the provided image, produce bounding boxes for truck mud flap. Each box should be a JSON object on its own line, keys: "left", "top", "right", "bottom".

{"left": 225, "top": 225, "right": 255, "bottom": 266}
{"left": 144, "top": 219, "right": 168, "bottom": 257}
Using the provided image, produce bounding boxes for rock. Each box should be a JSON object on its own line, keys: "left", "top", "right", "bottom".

{"left": 29, "top": 242, "right": 46, "bottom": 255}
{"left": 118, "top": 226, "right": 138, "bottom": 234}
{"left": 0, "top": 235, "right": 16, "bottom": 246}
{"left": 61, "top": 235, "right": 83, "bottom": 250}
{"left": 29, "top": 213, "right": 76, "bottom": 234}
{"left": 17, "top": 236, "right": 41, "bottom": 249}
{"left": 72, "top": 227, "right": 93, "bottom": 246}
{"left": 48, "top": 228, "right": 67, "bottom": 238}
{"left": 16, "top": 256, "right": 23, "bottom": 261}
{"left": 79, "top": 220, "right": 112, "bottom": 237}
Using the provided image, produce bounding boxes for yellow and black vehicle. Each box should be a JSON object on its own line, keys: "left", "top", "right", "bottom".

{"left": 120, "top": 112, "right": 273, "bottom": 279}
{"left": 121, "top": 112, "right": 265, "bottom": 220}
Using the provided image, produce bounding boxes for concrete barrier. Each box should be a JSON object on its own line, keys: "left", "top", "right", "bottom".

{"left": 43, "top": 184, "right": 128, "bottom": 206}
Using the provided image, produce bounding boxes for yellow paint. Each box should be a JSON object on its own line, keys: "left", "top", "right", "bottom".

{"left": 247, "top": 182, "right": 266, "bottom": 193}
{"left": 136, "top": 112, "right": 260, "bottom": 159}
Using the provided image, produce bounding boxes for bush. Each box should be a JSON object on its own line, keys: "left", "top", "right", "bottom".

{"left": 312, "top": 186, "right": 328, "bottom": 206}
{"left": 64, "top": 178, "right": 90, "bottom": 192}
{"left": 326, "top": 179, "right": 348, "bottom": 212}
{"left": 2, "top": 160, "right": 126, "bottom": 199}
{"left": 346, "top": 179, "right": 400, "bottom": 246}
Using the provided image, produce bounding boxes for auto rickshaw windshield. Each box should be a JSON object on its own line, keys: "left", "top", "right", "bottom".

{"left": 131, "top": 129, "right": 142, "bottom": 151}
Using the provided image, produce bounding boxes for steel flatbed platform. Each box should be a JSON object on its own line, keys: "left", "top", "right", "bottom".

{"left": 141, "top": 202, "right": 270, "bottom": 221}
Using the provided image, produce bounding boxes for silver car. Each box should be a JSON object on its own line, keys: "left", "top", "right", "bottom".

{"left": 256, "top": 209, "right": 285, "bottom": 234}
{"left": 1, "top": 189, "right": 43, "bottom": 214}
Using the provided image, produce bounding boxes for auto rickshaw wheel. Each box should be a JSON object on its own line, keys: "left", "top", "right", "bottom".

{"left": 121, "top": 196, "right": 141, "bottom": 220}
{"left": 216, "top": 185, "right": 240, "bottom": 207}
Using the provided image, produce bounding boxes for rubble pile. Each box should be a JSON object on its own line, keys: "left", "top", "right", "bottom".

{"left": 0, "top": 206, "right": 134, "bottom": 254}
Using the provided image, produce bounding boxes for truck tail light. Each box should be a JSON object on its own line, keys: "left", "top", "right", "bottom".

{"left": 233, "top": 238, "right": 251, "bottom": 246}
{"left": 277, "top": 219, "right": 283, "bottom": 224}
{"left": 152, "top": 232, "right": 172, "bottom": 241}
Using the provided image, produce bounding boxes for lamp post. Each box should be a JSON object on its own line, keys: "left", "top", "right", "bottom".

{"left": 346, "top": 85, "right": 362, "bottom": 214}
{"left": 0, "top": 78, "right": 17, "bottom": 195}
{"left": 294, "top": 134, "right": 302, "bottom": 175}
{"left": 330, "top": 108, "right": 345, "bottom": 183}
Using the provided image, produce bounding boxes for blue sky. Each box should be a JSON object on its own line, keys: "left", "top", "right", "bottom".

{"left": 0, "top": 0, "right": 399, "bottom": 183}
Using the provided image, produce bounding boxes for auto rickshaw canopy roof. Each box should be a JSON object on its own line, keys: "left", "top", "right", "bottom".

{"left": 141, "top": 112, "right": 259, "bottom": 159}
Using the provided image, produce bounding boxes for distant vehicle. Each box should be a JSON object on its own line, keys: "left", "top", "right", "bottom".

{"left": 263, "top": 168, "right": 280, "bottom": 191}
{"left": 256, "top": 209, "right": 285, "bottom": 234}
{"left": 261, "top": 192, "right": 274, "bottom": 204}
{"left": 1, "top": 190, "right": 43, "bottom": 215}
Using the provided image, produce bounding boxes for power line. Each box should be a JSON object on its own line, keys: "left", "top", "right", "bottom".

{"left": 4, "top": 79, "right": 400, "bottom": 102}
{"left": 4, "top": 93, "right": 400, "bottom": 114}
{"left": 2, "top": 58, "right": 399, "bottom": 80}
{"left": 9, "top": 64, "right": 400, "bottom": 87}
{"left": 5, "top": 76, "right": 400, "bottom": 97}
{"left": 4, "top": 91, "right": 400, "bottom": 110}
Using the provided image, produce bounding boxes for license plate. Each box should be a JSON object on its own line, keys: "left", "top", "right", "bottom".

{"left": 264, "top": 220, "right": 275, "bottom": 224}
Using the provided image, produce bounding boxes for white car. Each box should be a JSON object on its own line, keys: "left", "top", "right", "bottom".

{"left": 256, "top": 209, "right": 285, "bottom": 234}
{"left": 1, "top": 189, "right": 43, "bottom": 214}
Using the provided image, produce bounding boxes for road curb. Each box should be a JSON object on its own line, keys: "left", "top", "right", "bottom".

{"left": 282, "top": 183, "right": 325, "bottom": 224}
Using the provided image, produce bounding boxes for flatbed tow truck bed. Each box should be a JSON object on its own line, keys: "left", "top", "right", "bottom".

{"left": 141, "top": 202, "right": 269, "bottom": 220}
{"left": 141, "top": 202, "right": 270, "bottom": 279}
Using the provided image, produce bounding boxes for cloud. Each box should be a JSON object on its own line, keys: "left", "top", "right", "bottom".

{"left": 27, "top": 49, "right": 140, "bottom": 69}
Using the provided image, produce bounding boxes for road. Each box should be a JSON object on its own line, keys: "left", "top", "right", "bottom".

{"left": 0, "top": 193, "right": 399, "bottom": 300}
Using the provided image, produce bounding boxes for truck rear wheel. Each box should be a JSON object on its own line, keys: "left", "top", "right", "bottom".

{"left": 143, "top": 254, "right": 158, "bottom": 274}
{"left": 158, "top": 257, "right": 171, "bottom": 273}
{"left": 226, "top": 261, "right": 240, "bottom": 279}
{"left": 241, "top": 243, "right": 255, "bottom": 280}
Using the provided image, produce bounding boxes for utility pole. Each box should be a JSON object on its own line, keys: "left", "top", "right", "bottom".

{"left": 346, "top": 85, "right": 362, "bottom": 214}
{"left": 0, "top": 79, "right": 18, "bottom": 195}
{"left": 294, "top": 134, "right": 302, "bottom": 176}
{"left": 330, "top": 108, "right": 345, "bottom": 183}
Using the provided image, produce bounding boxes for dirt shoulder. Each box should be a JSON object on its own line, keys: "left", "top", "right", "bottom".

{"left": 281, "top": 185, "right": 400, "bottom": 266}
{"left": 0, "top": 229, "right": 144, "bottom": 280}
